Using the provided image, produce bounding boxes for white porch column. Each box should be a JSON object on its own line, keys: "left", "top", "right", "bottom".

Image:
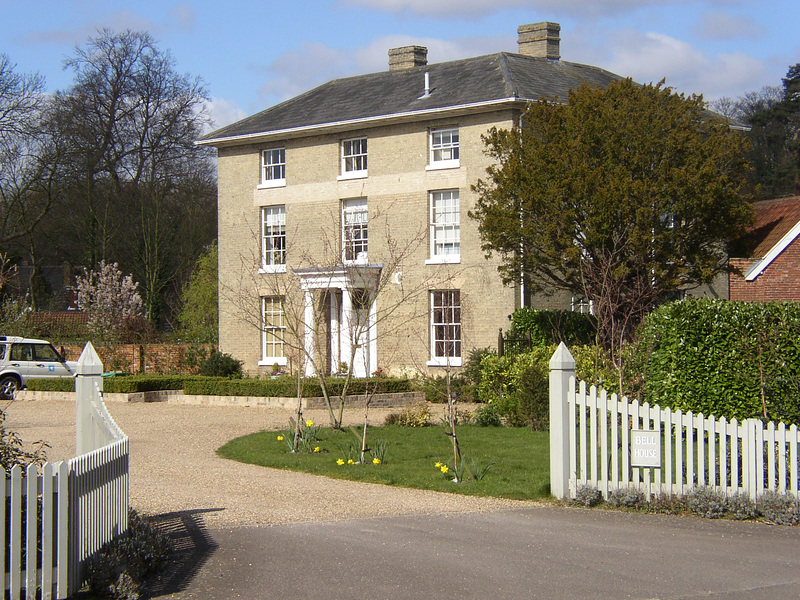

{"left": 367, "top": 297, "right": 378, "bottom": 375}
{"left": 329, "top": 290, "right": 341, "bottom": 374}
{"left": 341, "top": 287, "right": 353, "bottom": 373}
{"left": 303, "top": 289, "right": 316, "bottom": 377}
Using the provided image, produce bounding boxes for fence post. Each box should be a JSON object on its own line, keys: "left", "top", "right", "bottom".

{"left": 75, "top": 342, "right": 104, "bottom": 456}
{"left": 549, "top": 342, "right": 575, "bottom": 499}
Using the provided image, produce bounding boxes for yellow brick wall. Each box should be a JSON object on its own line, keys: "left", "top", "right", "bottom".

{"left": 217, "top": 110, "right": 520, "bottom": 376}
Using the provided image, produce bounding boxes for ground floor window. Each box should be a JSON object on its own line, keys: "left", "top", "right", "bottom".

{"left": 261, "top": 296, "right": 287, "bottom": 366}
{"left": 429, "top": 289, "right": 461, "bottom": 367}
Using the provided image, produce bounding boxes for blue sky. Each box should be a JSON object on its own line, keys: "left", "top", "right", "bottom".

{"left": 2, "top": 0, "right": 798, "bottom": 130}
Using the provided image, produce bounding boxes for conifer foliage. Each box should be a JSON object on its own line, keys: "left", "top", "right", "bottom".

{"left": 471, "top": 79, "right": 754, "bottom": 379}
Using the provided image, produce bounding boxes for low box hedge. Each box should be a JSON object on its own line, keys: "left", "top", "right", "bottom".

{"left": 183, "top": 376, "right": 411, "bottom": 398}
{"left": 26, "top": 375, "right": 191, "bottom": 394}
{"left": 25, "top": 375, "right": 412, "bottom": 398}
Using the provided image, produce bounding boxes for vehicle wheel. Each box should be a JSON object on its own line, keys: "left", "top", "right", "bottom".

{"left": 0, "top": 376, "right": 20, "bottom": 400}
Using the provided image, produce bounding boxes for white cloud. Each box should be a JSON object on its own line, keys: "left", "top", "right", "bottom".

{"left": 587, "top": 29, "right": 772, "bottom": 100}
{"left": 205, "top": 97, "right": 247, "bottom": 130}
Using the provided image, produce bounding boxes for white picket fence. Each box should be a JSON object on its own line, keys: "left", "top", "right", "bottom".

{"left": 549, "top": 343, "right": 800, "bottom": 501}
{"left": 1, "top": 342, "right": 128, "bottom": 599}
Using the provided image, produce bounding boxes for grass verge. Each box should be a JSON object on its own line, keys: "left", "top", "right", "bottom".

{"left": 217, "top": 424, "right": 551, "bottom": 501}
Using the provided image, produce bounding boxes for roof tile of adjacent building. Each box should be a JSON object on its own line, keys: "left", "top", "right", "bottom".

{"left": 731, "top": 196, "right": 800, "bottom": 280}
{"left": 198, "top": 52, "right": 623, "bottom": 146}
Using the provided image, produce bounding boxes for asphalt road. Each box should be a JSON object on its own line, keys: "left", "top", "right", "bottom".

{"left": 150, "top": 503, "right": 800, "bottom": 600}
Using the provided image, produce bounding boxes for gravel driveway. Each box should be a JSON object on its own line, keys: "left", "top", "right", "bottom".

{"left": 3, "top": 398, "right": 533, "bottom": 529}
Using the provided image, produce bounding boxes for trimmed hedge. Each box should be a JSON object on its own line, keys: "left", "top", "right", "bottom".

{"left": 638, "top": 299, "right": 800, "bottom": 424}
{"left": 26, "top": 375, "right": 412, "bottom": 398}
{"left": 183, "top": 376, "right": 411, "bottom": 398}
{"left": 26, "top": 375, "right": 191, "bottom": 393}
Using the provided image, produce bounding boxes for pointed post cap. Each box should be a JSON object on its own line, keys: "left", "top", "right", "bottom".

{"left": 549, "top": 341, "right": 576, "bottom": 370}
{"left": 77, "top": 342, "right": 104, "bottom": 376}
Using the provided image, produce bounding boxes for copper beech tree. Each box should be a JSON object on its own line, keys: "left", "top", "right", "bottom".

{"left": 471, "top": 79, "right": 754, "bottom": 389}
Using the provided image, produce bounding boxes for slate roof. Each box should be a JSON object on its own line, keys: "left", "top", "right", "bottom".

{"left": 199, "top": 52, "right": 623, "bottom": 145}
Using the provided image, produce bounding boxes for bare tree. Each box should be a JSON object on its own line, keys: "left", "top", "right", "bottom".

{"left": 53, "top": 29, "right": 216, "bottom": 323}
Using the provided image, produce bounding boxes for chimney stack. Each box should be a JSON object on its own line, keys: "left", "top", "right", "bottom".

{"left": 517, "top": 22, "right": 560, "bottom": 60}
{"left": 389, "top": 45, "right": 428, "bottom": 70}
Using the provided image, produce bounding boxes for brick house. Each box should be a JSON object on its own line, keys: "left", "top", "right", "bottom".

{"left": 198, "top": 22, "right": 625, "bottom": 377}
{"left": 729, "top": 196, "right": 800, "bottom": 301}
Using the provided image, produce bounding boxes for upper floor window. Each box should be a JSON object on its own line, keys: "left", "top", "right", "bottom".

{"left": 260, "top": 296, "right": 287, "bottom": 366}
{"left": 261, "top": 205, "right": 286, "bottom": 272}
{"left": 429, "top": 289, "right": 462, "bottom": 367}
{"left": 260, "top": 148, "right": 286, "bottom": 187}
{"left": 341, "top": 137, "right": 367, "bottom": 178}
{"left": 427, "top": 189, "right": 460, "bottom": 264}
{"left": 429, "top": 127, "right": 459, "bottom": 169}
{"left": 342, "top": 198, "right": 368, "bottom": 264}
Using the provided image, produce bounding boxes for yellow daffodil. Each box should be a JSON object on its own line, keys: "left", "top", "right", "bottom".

{"left": 435, "top": 461, "right": 442, "bottom": 468}
{"left": 440, "top": 465, "right": 449, "bottom": 474}
{"left": 277, "top": 435, "right": 284, "bottom": 441}
{"left": 305, "top": 420, "right": 314, "bottom": 427}
{"left": 347, "top": 459, "right": 355, "bottom": 465}
{"left": 313, "top": 446, "right": 321, "bottom": 453}
{"left": 373, "top": 458, "right": 381, "bottom": 465}
{"left": 337, "top": 459, "right": 345, "bottom": 465}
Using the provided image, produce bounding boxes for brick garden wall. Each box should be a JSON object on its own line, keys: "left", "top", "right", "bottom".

{"left": 56, "top": 343, "right": 214, "bottom": 374}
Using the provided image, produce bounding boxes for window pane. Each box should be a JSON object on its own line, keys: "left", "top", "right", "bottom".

{"left": 431, "top": 190, "right": 460, "bottom": 258}
{"left": 343, "top": 138, "right": 367, "bottom": 172}
{"left": 262, "top": 148, "right": 285, "bottom": 181}
{"left": 431, "top": 128, "right": 459, "bottom": 163}
{"left": 262, "top": 296, "right": 285, "bottom": 359}
{"left": 262, "top": 206, "right": 286, "bottom": 266}
{"left": 431, "top": 290, "right": 461, "bottom": 359}
{"left": 343, "top": 199, "right": 368, "bottom": 262}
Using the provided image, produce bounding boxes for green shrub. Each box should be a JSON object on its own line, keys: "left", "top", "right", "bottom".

{"left": 507, "top": 307, "right": 596, "bottom": 348}
{"left": 198, "top": 350, "right": 243, "bottom": 378}
{"left": 383, "top": 402, "right": 432, "bottom": 427}
{"left": 473, "top": 404, "right": 502, "bottom": 427}
{"left": 637, "top": 299, "right": 800, "bottom": 424}
{"left": 474, "top": 345, "right": 617, "bottom": 427}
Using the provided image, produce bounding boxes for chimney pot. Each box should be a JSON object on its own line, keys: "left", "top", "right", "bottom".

{"left": 517, "top": 22, "right": 560, "bottom": 60}
{"left": 388, "top": 45, "right": 428, "bottom": 70}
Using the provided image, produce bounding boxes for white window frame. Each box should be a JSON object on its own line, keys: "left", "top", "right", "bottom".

{"left": 259, "top": 148, "right": 286, "bottom": 188}
{"left": 427, "top": 127, "right": 460, "bottom": 170}
{"left": 260, "top": 205, "right": 286, "bottom": 273}
{"left": 339, "top": 137, "right": 368, "bottom": 179}
{"left": 428, "top": 289, "right": 462, "bottom": 367}
{"left": 342, "top": 198, "right": 368, "bottom": 264}
{"left": 426, "top": 189, "right": 460, "bottom": 264}
{"left": 259, "top": 296, "right": 287, "bottom": 366}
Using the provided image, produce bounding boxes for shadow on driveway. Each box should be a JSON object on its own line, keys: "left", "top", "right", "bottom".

{"left": 142, "top": 509, "right": 222, "bottom": 598}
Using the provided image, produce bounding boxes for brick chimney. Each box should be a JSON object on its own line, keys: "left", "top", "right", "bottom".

{"left": 388, "top": 45, "right": 428, "bottom": 70}
{"left": 517, "top": 22, "right": 560, "bottom": 60}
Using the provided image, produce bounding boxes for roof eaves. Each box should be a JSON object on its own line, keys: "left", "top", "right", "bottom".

{"left": 744, "top": 218, "right": 800, "bottom": 281}
{"left": 197, "top": 97, "right": 526, "bottom": 147}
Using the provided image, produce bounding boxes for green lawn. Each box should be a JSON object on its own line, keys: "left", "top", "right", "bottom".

{"left": 217, "top": 424, "right": 551, "bottom": 500}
